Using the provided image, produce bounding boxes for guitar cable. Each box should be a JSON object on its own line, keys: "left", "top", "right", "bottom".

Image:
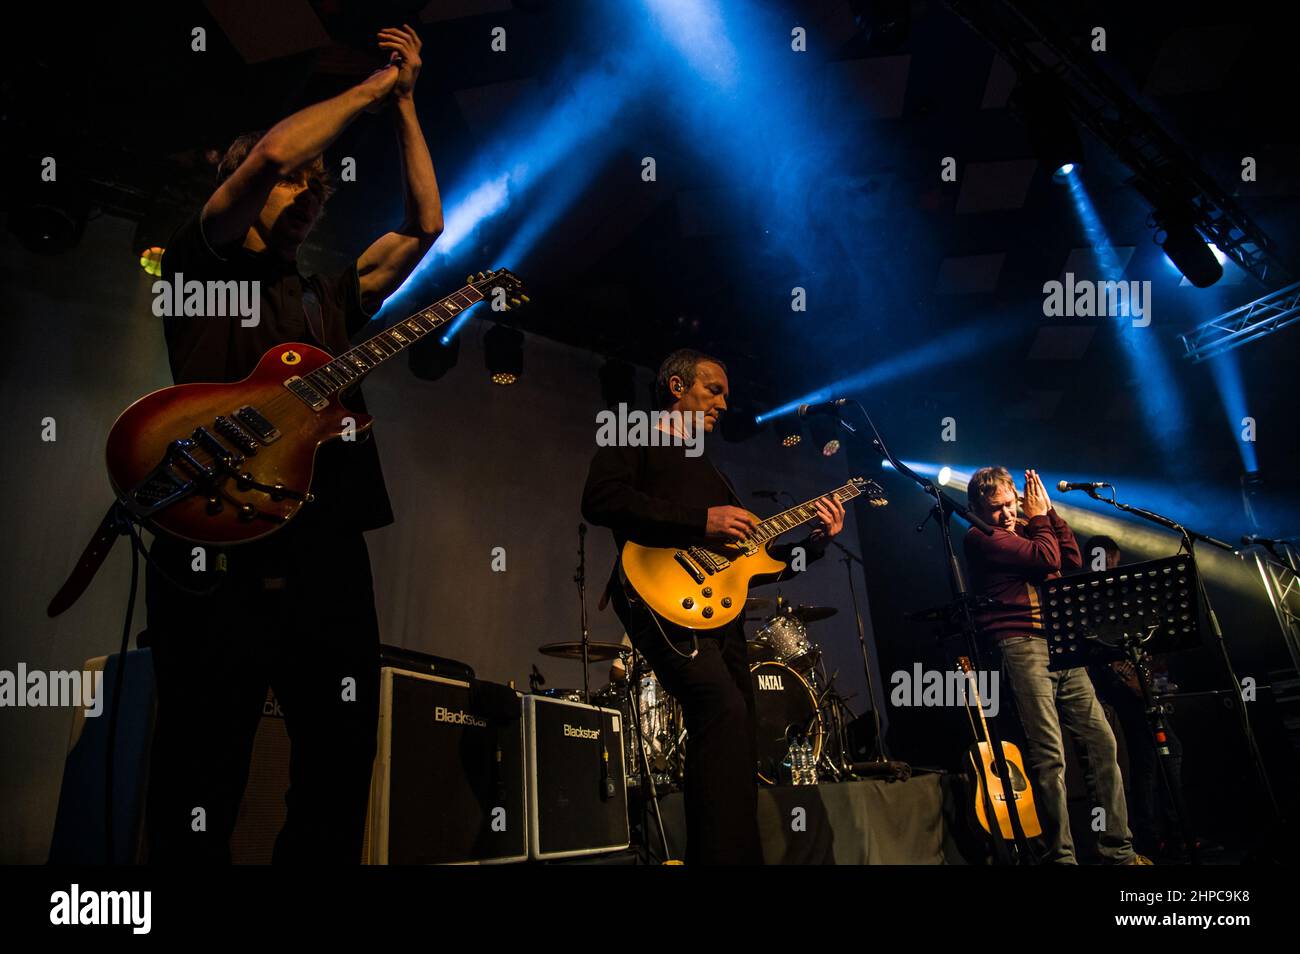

{"left": 640, "top": 598, "right": 699, "bottom": 661}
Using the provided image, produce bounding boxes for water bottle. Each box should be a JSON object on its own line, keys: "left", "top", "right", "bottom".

{"left": 802, "top": 738, "right": 816, "bottom": 785}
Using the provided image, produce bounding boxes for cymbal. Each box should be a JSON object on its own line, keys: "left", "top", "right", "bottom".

{"left": 793, "top": 604, "right": 839, "bottom": 624}
{"left": 538, "top": 641, "right": 627, "bottom": 662}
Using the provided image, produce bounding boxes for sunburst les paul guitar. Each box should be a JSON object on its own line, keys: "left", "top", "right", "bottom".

{"left": 620, "top": 477, "right": 888, "bottom": 630}
{"left": 105, "top": 268, "right": 527, "bottom": 545}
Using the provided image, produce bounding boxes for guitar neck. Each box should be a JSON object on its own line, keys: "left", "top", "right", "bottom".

{"left": 298, "top": 284, "right": 484, "bottom": 397}
{"left": 750, "top": 482, "right": 863, "bottom": 544}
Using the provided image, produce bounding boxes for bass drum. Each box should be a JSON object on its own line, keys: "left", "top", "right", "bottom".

{"left": 750, "top": 661, "right": 823, "bottom": 784}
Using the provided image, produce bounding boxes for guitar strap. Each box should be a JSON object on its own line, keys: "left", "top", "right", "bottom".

{"left": 47, "top": 502, "right": 131, "bottom": 617}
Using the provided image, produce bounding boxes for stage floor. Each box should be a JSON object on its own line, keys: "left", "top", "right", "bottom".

{"left": 645, "top": 771, "right": 957, "bottom": 864}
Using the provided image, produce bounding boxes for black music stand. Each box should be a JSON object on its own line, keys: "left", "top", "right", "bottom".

{"left": 1039, "top": 554, "right": 1202, "bottom": 860}
{"left": 1038, "top": 554, "right": 1203, "bottom": 670}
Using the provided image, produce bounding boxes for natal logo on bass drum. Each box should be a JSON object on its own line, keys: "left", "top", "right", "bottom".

{"left": 757, "top": 673, "right": 785, "bottom": 691}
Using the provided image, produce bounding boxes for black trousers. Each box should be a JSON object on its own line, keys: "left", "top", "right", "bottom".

{"left": 620, "top": 592, "right": 763, "bottom": 865}
{"left": 143, "top": 514, "right": 380, "bottom": 864}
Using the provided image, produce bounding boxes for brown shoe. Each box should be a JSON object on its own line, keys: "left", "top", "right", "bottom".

{"left": 1121, "top": 854, "right": 1154, "bottom": 865}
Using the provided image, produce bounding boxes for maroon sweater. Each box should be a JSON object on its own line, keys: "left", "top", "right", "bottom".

{"left": 963, "top": 510, "right": 1082, "bottom": 640}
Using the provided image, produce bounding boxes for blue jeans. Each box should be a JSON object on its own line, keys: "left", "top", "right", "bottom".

{"left": 998, "top": 636, "right": 1135, "bottom": 864}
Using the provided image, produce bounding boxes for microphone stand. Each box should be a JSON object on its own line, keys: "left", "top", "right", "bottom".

{"left": 574, "top": 523, "right": 591, "bottom": 704}
{"left": 1080, "top": 487, "right": 1283, "bottom": 840}
{"left": 835, "top": 400, "right": 1033, "bottom": 864}
{"left": 776, "top": 491, "right": 899, "bottom": 777}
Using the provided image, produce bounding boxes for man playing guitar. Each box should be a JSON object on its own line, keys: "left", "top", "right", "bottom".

{"left": 582, "top": 349, "right": 846, "bottom": 864}
{"left": 145, "top": 25, "right": 443, "bottom": 863}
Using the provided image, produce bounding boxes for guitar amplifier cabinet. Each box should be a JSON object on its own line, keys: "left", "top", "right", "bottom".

{"left": 523, "top": 695, "right": 629, "bottom": 860}
{"left": 365, "top": 668, "right": 527, "bottom": 865}
{"left": 48, "top": 651, "right": 156, "bottom": 864}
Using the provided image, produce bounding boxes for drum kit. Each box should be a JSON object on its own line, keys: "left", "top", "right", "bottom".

{"left": 535, "top": 596, "right": 860, "bottom": 789}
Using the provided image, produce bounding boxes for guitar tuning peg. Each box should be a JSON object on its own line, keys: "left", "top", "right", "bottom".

{"left": 477, "top": 271, "right": 486, "bottom": 280}
{"left": 466, "top": 275, "right": 474, "bottom": 284}
{"left": 520, "top": 294, "right": 530, "bottom": 303}
{"left": 510, "top": 298, "right": 521, "bottom": 307}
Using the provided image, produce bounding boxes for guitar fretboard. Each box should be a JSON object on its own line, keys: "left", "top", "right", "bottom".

{"left": 750, "top": 482, "right": 864, "bottom": 544}
{"left": 302, "top": 284, "right": 485, "bottom": 396}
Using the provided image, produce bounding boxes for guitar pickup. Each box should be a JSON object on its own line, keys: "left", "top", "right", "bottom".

{"left": 193, "top": 426, "right": 243, "bottom": 466}
{"left": 674, "top": 551, "right": 706, "bottom": 584}
{"left": 688, "top": 546, "right": 726, "bottom": 573}
{"left": 235, "top": 406, "right": 280, "bottom": 444}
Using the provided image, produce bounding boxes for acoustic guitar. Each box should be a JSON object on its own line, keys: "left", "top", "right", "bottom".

{"left": 620, "top": 477, "right": 887, "bottom": 630}
{"left": 105, "top": 268, "right": 527, "bottom": 545}
{"left": 957, "top": 655, "right": 1042, "bottom": 839}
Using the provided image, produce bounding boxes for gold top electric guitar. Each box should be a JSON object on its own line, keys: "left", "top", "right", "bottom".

{"left": 620, "top": 477, "right": 887, "bottom": 630}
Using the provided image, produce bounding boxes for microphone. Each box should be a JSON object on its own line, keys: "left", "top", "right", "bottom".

{"left": 1057, "top": 480, "right": 1111, "bottom": 493}
{"left": 1242, "top": 533, "right": 1281, "bottom": 546}
{"left": 797, "top": 398, "right": 847, "bottom": 417}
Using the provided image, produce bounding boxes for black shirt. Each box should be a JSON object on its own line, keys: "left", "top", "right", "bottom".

{"left": 581, "top": 441, "right": 823, "bottom": 602}
{"left": 159, "top": 214, "right": 394, "bottom": 533}
{"left": 582, "top": 443, "right": 735, "bottom": 551}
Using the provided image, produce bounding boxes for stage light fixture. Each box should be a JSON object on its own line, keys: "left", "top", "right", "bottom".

{"left": 807, "top": 414, "right": 841, "bottom": 457}
{"left": 409, "top": 328, "right": 461, "bottom": 382}
{"left": 484, "top": 324, "right": 524, "bottom": 386}
{"left": 938, "top": 466, "right": 952, "bottom": 487}
{"left": 1152, "top": 203, "right": 1222, "bottom": 288}
{"left": 777, "top": 419, "right": 802, "bottom": 448}
{"left": 1011, "top": 75, "right": 1083, "bottom": 185}
{"left": 8, "top": 194, "right": 88, "bottom": 254}
{"left": 139, "top": 246, "right": 164, "bottom": 277}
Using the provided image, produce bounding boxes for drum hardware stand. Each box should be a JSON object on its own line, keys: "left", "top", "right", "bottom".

{"left": 837, "top": 399, "right": 1030, "bottom": 863}
{"left": 574, "top": 523, "right": 593, "bottom": 704}
{"left": 573, "top": 523, "right": 617, "bottom": 804}
{"left": 1067, "top": 487, "right": 1285, "bottom": 854}
{"left": 625, "top": 649, "right": 676, "bottom": 863}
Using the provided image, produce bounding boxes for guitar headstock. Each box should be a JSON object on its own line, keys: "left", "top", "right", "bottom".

{"left": 847, "top": 476, "right": 889, "bottom": 507}
{"left": 467, "top": 268, "right": 530, "bottom": 312}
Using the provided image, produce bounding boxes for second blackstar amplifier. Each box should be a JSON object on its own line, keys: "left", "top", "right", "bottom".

{"left": 366, "top": 669, "right": 527, "bottom": 864}
{"left": 523, "top": 694, "right": 629, "bottom": 860}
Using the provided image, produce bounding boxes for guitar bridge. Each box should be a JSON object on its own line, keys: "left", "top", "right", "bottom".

{"left": 688, "top": 546, "right": 729, "bottom": 573}
{"left": 674, "top": 551, "right": 705, "bottom": 584}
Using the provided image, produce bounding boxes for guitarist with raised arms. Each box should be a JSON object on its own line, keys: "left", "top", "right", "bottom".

{"left": 145, "top": 24, "right": 442, "bottom": 863}
{"left": 582, "top": 349, "right": 847, "bottom": 865}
